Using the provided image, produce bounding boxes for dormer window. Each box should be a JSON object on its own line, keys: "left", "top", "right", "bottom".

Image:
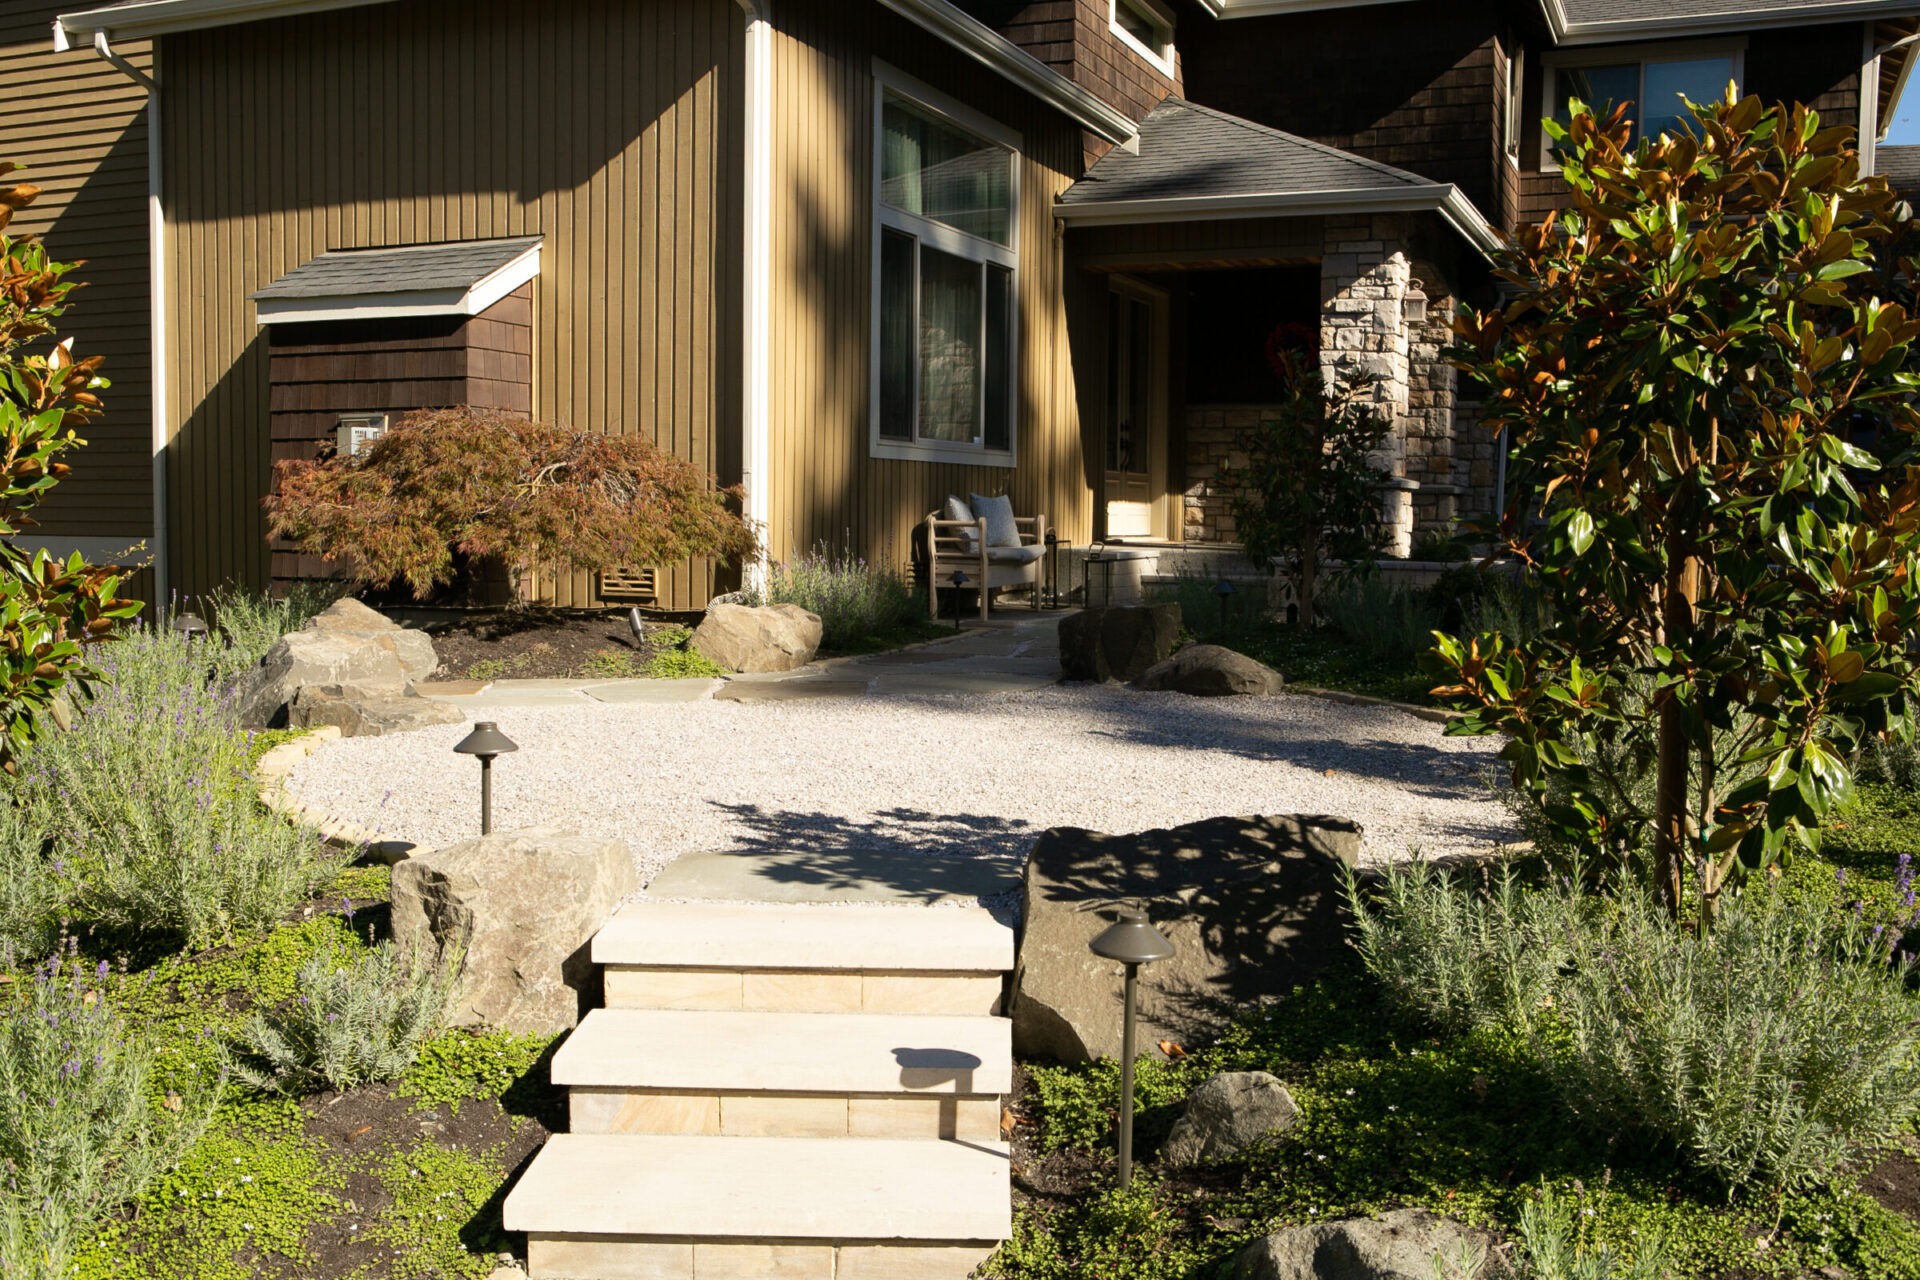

{"left": 1541, "top": 41, "right": 1743, "bottom": 168}
{"left": 1111, "top": 0, "right": 1176, "bottom": 80}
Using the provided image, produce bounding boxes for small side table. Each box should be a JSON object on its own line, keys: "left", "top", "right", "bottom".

{"left": 1045, "top": 535, "right": 1072, "bottom": 608}
{"left": 1084, "top": 546, "right": 1155, "bottom": 608}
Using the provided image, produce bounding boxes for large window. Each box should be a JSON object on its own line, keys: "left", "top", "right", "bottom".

{"left": 1110, "top": 0, "right": 1176, "bottom": 79}
{"left": 1541, "top": 42, "right": 1741, "bottom": 166}
{"left": 872, "top": 72, "right": 1019, "bottom": 464}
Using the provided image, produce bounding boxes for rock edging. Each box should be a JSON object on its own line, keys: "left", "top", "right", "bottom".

{"left": 1286, "top": 684, "right": 1462, "bottom": 726}
{"left": 254, "top": 728, "right": 416, "bottom": 861}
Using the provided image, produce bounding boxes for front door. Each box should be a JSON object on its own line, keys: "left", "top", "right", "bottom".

{"left": 1105, "top": 279, "right": 1166, "bottom": 539}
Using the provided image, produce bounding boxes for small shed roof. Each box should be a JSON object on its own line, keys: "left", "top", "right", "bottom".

{"left": 249, "top": 236, "right": 543, "bottom": 325}
{"left": 1055, "top": 98, "right": 1502, "bottom": 258}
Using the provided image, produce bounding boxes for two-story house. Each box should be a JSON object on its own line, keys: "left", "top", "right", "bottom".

{"left": 6, "top": 0, "right": 1916, "bottom": 611}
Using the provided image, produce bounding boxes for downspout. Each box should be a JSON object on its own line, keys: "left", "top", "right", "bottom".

{"left": 734, "top": 0, "right": 772, "bottom": 593}
{"left": 54, "top": 22, "right": 169, "bottom": 607}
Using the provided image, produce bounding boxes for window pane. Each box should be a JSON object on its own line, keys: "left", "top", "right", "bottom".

{"left": 918, "top": 246, "right": 983, "bottom": 444}
{"left": 879, "top": 229, "right": 916, "bottom": 441}
{"left": 985, "top": 265, "right": 1013, "bottom": 452}
{"left": 1115, "top": 0, "right": 1164, "bottom": 52}
{"left": 1555, "top": 63, "right": 1638, "bottom": 126}
{"left": 881, "top": 93, "right": 1012, "bottom": 246}
{"left": 1642, "top": 57, "right": 1731, "bottom": 140}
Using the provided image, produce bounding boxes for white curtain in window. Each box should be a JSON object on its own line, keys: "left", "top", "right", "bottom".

{"left": 918, "top": 246, "right": 982, "bottom": 443}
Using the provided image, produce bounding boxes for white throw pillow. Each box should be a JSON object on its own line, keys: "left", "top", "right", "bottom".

{"left": 944, "top": 494, "right": 978, "bottom": 551}
{"left": 969, "top": 492, "right": 1020, "bottom": 548}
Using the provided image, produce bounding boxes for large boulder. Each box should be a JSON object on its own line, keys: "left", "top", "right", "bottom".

{"left": 1010, "top": 814, "right": 1363, "bottom": 1062}
{"left": 390, "top": 822, "right": 639, "bottom": 1035}
{"left": 304, "top": 596, "right": 439, "bottom": 682}
{"left": 1136, "top": 645, "right": 1285, "bottom": 697}
{"left": 1162, "top": 1071, "right": 1299, "bottom": 1165}
{"left": 288, "top": 685, "right": 464, "bottom": 737}
{"left": 1059, "top": 605, "right": 1181, "bottom": 683}
{"left": 691, "top": 602, "right": 823, "bottom": 673}
{"left": 1231, "top": 1209, "right": 1494, "bottom": 1280}
{"left": 231, "top": 598, "right": 443, "bottom": 732}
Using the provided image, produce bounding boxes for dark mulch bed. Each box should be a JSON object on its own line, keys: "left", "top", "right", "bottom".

{"left": 424, "top": 609, "right": 701, "bottom": 680}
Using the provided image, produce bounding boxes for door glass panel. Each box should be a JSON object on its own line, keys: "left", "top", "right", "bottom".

{"left": 918, "top": 246, "right": 983, "bottom": 443}
{"left": 1125, "top": 297, "right": 1150, "bottom": 475}
{"left": 1641, "top": 57, "right": 1731, "bottom": 139}
{"left": 985, "top": 264, "right": 1013, "bottom": 452}
{"left": 879, "top": 229, "right": 916, "bottom": 441}
{"left": 1106, "top": 290, "right": 1125, "bottom": 472}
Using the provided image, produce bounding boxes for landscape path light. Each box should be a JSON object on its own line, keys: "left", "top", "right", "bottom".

{"left": 453, "top": 721, "right": 518, "bottom": 836}
{"left": 950, "top": 569, "right": 968, "bottom": 631}
{"left": 1213, "top": 578, "right": 1236, "bottom": 634}
{"left": 171, "top": 611, "right": 209, "bottom": 642}
{"left": 1089, "top": 906, "right": 1174, "bottom": 1190}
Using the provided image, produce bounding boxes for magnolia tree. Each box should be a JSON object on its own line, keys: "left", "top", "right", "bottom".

{"left": 0, "top": 166, "right": 140, "bottom": 767}
{"left": 1435, "top": 95, "right": 1920, "bottom": 916}
{"left": 267, "top": 407, "right": 757, "bottom": 600}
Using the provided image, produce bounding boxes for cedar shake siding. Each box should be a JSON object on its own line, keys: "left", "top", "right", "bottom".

{"left": 973, "top": 0, "right": 1184, "bottom": 165}
{"left": 1516, "top": 21, "right": 1867, "bottom": 226}
{"left": 265, "top": 284, "right": 533, "bottom": 589}
{"left": 0, "top": 3, "right": 152, "bottom": 550}
{"left": 1177, "top": 0, "right": 1508, "bottom": 223}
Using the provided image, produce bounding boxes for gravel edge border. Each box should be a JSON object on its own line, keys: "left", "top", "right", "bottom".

{"left": 1286, "top": 685, "right": 1463, "bottom": 726}
{"left": 254, "top": 726, "right": 388, "bottom": 851}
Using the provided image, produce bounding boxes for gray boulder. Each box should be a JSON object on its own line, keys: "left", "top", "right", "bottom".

{"left": 390, "top": 822, "right": 639, "bottom": 1034}
{"left": 691, "top": 602, "right": 823, "bottom": 673}
{"left": 1162, "top": 1071, "right": 1299, "bottom": 1165}
{"left": 230, "top": 598, "right": 443, "bottom": 732}
{"left": 1059, "top": 605, "right": 1181, "bottom": 683}
{"left": 304, "top": 596, "right": 439, "bottom": 682}
{"left": 288, "top": 685, "right": 464, "bottom": 737}
{"left": 1136, "top": 645, "right": 1285, "bottom": 697}
{"left": 1010, "top": 814, "right": 1363, "bottom": 1062}
{"left": 1232, "top": 1208, "right": 1493, "bottom": 1280}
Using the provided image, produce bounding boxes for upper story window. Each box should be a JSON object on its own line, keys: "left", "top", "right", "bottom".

{"left": 1540, "top": 41, "right": 1743, "bottom": 168}
{"left": 872, "top": 67, "right": 1020, "bottom": 465}
{"left": 1110, "top": 0, "right": 1176, "bottom": 80}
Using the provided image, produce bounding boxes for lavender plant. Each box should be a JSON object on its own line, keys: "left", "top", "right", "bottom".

{"left": 201, "top": 582, "right": 341, "bottom": 687}
{"left": 1513, "top": 1183, "right": 1672, "bottom": 1280}
{"left": 17, "top": 626, "right": 340, "bottom": 950}
{"left": 745, "top": 542, "right": 919, "bottom": 651}
{"left": 0, "top": 794, "right": 59, "bottom": 962}
{"left": 1348, "top": 865, "right": 1920, "bottom": 1193}
{"left": 233, "top": 933, "right": 463, "bottom": 1094}
{"left": 0, "top": 949, "right": 218, "bottom": 1279}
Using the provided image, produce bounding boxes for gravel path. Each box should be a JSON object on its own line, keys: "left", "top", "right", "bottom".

{"left": 285, "top": 684, "right": 1520, "bottom": 892}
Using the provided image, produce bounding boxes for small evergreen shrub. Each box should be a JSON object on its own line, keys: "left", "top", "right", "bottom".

{"left": 0, "top": 951, "right": 217, "bottom": 1280}
{"left": 1347, "top": 863, "right": 1920, "bottom": 1193}
{"left": 745, "top": 544, "right": 921, "bottom": 652}
{"left": 639, "top": 624, "right": 726, "bottom": 678}
{"left": 1319, "top": 577, "right": 1441, "bottom": 670}
{"left": 233, "top": 936, "right": 463, "bottom": 1094}
{"left": 1142, "top": 571, "right": 1267, "bottom": 647}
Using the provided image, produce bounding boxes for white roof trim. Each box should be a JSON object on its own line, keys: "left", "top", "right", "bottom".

{"left": 873, "top": 0, "right": 1138, "bottom": 144}
{"left": 1055, "top": 182, "right": 1504, "bottom": 260}
{"left": 1201, "top": 0, "right": 1920, "bottom": 44}
{"left": 253, "top": 240, "right": 540, "bottom": 327}
{"left": 54, "top": 0, "right": 394, "bottom": 44}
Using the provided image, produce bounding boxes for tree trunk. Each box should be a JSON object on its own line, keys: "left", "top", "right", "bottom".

{"left": 1654, "top": 535, "right": 1700, "bottom": 918}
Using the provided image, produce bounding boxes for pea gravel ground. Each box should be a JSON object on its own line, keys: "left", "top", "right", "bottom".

{"left": 284, "top": 684, "right": 1521, "bottom": 895}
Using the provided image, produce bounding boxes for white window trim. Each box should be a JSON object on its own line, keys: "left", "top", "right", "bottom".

{"left": 869, "top": 61, "right": 1022, "bottom": 468}
{"left": 1504, "top": 44, "right": 1524, "bottom": 169}
{"left": 1537, "top": 37, "right": 1746, "bottom": 171}
{"left": 1110, "top": 0, "right": 1177, "bottom": 81}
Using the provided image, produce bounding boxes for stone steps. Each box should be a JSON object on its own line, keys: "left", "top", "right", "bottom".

{"left": 504, "top": 902, "right": 1016, "bottom": 1280}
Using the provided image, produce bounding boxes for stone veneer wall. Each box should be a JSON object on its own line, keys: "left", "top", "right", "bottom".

{"left": 1182, "top": 405, "right": 1259, "bottom": 544}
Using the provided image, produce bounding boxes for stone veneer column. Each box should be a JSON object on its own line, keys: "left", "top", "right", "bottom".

{"left": 1320, "top": 217, "right": 1416, "bottom": 556}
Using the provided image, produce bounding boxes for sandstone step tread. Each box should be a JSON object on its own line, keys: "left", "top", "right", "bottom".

{"left": 553, "top": 1008, "right": 1013, "bottom": 1095}
{"left": 503, "top": 1133, "right": 1011, "bottom": 1242}
{"left": 595, "top": 902, "right": 1014, "bottom": 973}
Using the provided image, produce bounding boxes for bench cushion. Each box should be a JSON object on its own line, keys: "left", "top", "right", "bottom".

{"left": 944, "top": 495, "right": 979, "bottom": 552}
{"left": 985, "top": 545, "right": 1044, "bottom": 566}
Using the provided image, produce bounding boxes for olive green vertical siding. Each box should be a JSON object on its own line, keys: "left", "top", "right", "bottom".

{"left": 0, "top": 4, "right": 152, "bottom": 550}
{"left": 162, "top": 0, "right": 740, "bottom": 607}
{"left": 764, "top": 1, "right": 1092, "bottom": 578}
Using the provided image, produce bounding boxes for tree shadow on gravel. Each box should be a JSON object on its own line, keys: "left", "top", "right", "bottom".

{"left": 689, "top": 802, "right": 1032, "bottom": 899}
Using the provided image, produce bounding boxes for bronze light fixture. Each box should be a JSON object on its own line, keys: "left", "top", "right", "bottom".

{"left": 453, "top": 721, "right": 518, "bottom": 835}
{"left": 1213, "top": 578, "right": 1237, "bottom": 634}
{"left": 950, "top": 569, "right": 968, "bottom": 631}
{"left": 1089, "top": 907, "right": 1175, "bottom": 1190}
{"left": 170, "top": 611, "right": 209, "bottom": 641}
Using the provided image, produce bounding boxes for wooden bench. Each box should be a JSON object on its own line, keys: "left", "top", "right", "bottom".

{"left": 923, "top": 508, "right": 1047, "bottom": 623}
